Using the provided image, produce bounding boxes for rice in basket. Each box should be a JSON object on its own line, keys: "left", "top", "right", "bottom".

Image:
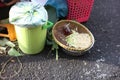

{"left": 65, "top": 30, "right": 92, "bottom": 50}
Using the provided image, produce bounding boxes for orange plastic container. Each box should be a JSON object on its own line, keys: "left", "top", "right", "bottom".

{"left": 0, "top": 24, "right": 16, "bottom": 41}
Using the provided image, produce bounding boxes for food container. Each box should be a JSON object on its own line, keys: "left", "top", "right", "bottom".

{"left": 52, "top": 20, "right": 95, "bottom": 56}
{"left": 9, "top": 2, "right": 53, "bottom": 54}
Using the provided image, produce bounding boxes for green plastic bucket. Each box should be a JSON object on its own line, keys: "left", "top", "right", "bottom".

{"left": 15, "top": 21, "right": 53, "bottom": 54}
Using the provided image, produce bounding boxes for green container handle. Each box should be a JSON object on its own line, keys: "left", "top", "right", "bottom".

{"left": 42, "top": 21, "right": 53, "bottom": 29}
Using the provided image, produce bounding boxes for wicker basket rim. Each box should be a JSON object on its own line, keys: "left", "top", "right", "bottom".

{"left": 52, "top": 20, "right": 95, "bottom": 51}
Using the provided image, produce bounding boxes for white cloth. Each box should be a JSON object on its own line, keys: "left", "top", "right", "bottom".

{"left": 31, "top": 0, "right": 48, "bottom": 6}
{"left": 9, "top": 2, "right": 48, "bottom": 27}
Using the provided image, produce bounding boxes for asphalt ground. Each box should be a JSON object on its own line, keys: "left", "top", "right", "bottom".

{"left": 0, "top": 0, "right": 120, "bottom": 80}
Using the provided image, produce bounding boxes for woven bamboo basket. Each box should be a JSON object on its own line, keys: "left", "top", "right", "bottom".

{"left": 52, "top": 20, "right": 95, "bottom": 56}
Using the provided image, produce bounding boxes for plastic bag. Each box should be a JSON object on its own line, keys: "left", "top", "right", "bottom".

{"left": 9, "top": 2, "right": 48, "bottom": 27}
{"left": 45, "top": 0, "right": 68, "bottom": 19}
{"left": 31, "top": 0, "right": 48, "bottom": 6}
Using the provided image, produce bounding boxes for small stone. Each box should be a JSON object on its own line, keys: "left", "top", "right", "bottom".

{"left": 95, "top": 64, "right": 100, "bottom": 69}
{"left": 11, "top": 59, "right": 15, "bottom": 63}
{"left": 84, "top": 71, "right": 91, "bottom": 75}
{"left": 83, "top": 61, "right": 87, "bottom": 65}
{"left": 116, "top": 45, "right": 120, "bottom": 47}
{"left": 96, "top": 58, "right": 105, "bottom": 63}
{"left": 97, "top": 49, "right": 101, "bottom": 52}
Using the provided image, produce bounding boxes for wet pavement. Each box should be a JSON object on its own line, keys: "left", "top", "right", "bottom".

{"left": 0, "top": 0, "right": 120, "bottom": 80}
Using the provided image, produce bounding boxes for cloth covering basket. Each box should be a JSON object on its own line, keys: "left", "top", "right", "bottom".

{"left": 67, "top": 0, "right": 94, "bottom": 22}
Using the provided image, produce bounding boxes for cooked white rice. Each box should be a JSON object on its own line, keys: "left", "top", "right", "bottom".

{"left": 65, "top": 30, "right": 92, "bottom": 49}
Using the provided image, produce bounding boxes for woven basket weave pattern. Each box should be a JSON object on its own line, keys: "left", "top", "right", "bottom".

{"left": 52, "top": 20, "right": 95, "bottom": 56}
